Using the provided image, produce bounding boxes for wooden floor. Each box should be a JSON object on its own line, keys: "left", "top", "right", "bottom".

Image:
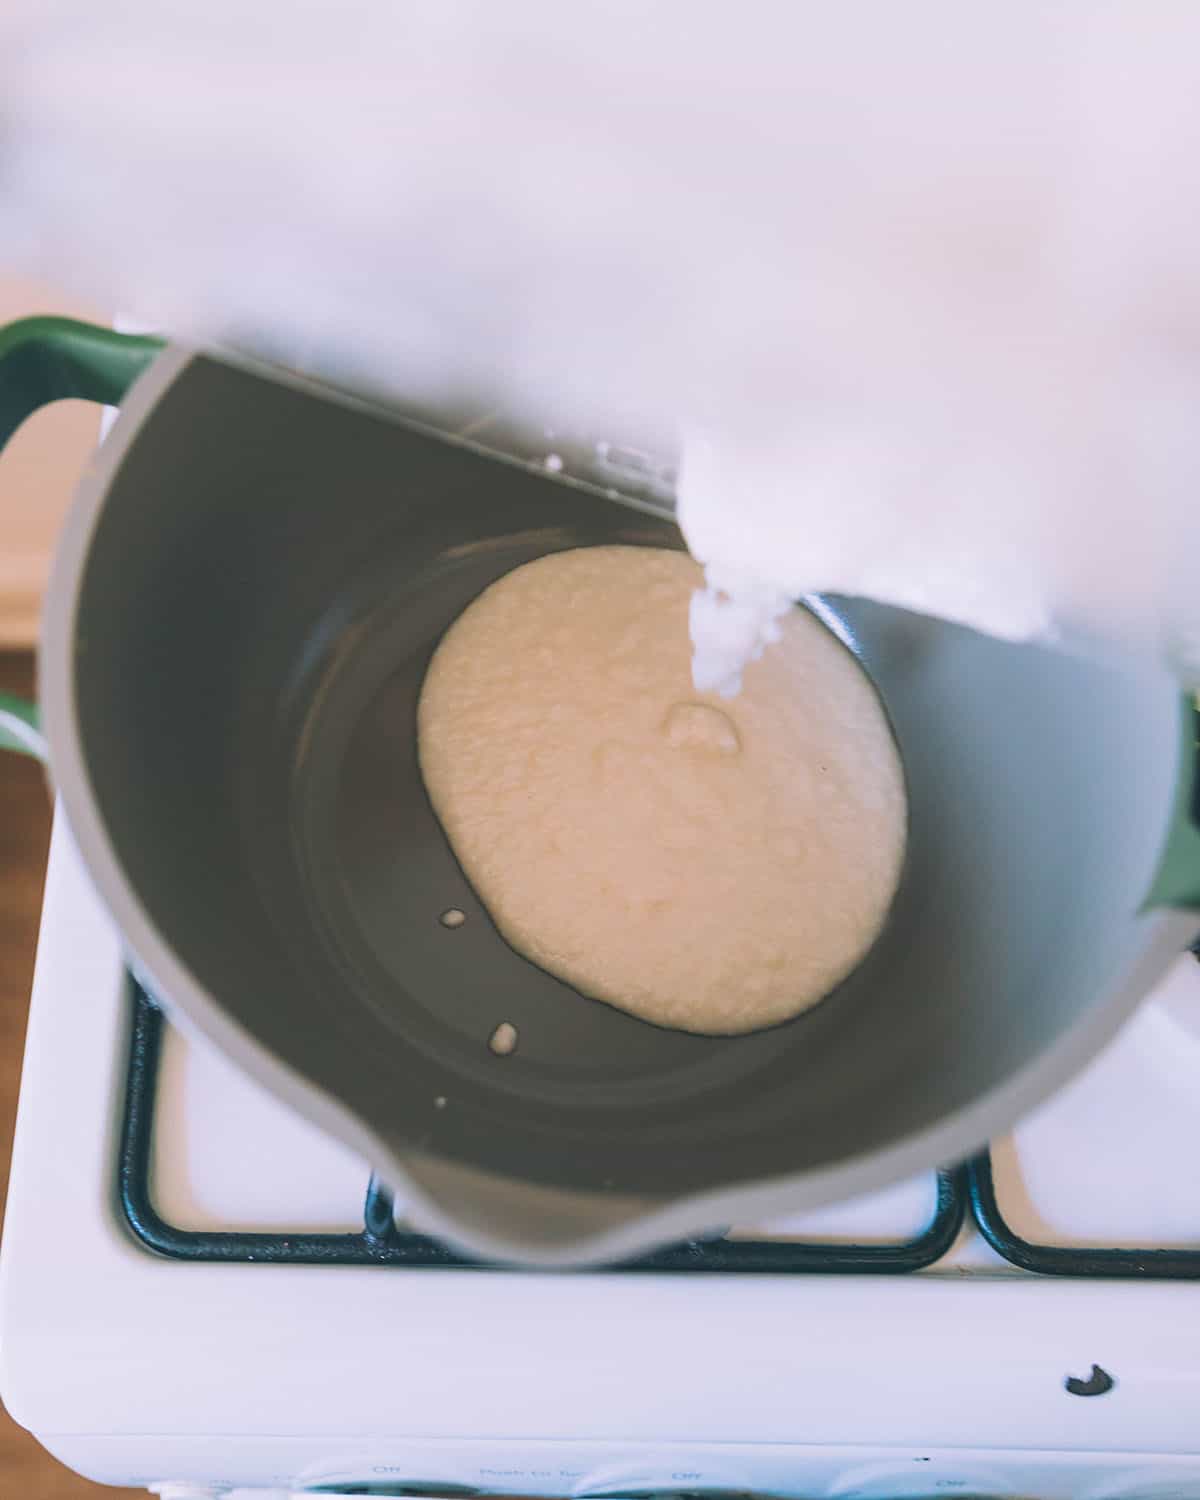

{"left": 0, "top": 653, "right": 141, "bottom": 1497}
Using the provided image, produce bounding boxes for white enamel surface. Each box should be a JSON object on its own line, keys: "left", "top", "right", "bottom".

{"left": 995, "top": 972, "right": 1200, "bottom": 1249}
{"left": 4, "top": 821, "right": 1200, "bottom": 1499}
{"left": 153, "top": 1026, "right": 369, "bottom": 1234}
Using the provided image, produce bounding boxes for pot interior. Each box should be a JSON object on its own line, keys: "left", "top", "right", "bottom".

{"left": 67, "top": 353, "right": 1181, "bottom": 1196}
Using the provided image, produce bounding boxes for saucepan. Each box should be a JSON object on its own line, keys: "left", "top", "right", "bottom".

{"left": 2, "top": 314, "right": 1199, "bottom": 1267}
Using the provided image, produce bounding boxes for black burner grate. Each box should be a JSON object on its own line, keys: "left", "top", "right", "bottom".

{"left": 118, "top": 982, "right": 966, "bottom": 1273}
{"left": 966, "top": 1148, "right": 1200, "bottom": 1279}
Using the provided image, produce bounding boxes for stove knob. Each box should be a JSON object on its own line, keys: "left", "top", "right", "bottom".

{"left": 827, "top": 1461, "right": 1007, "bottom": 1498}
{"left": 302, "top": 1486, "right": 479, "bottom": 1497}
{"left": 584, "top": 1489, "right": 759, "bottom": 1499}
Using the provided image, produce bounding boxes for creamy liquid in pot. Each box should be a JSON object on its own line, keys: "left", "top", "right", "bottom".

{"left": 417, "top": 546, "right": 906, "bottom": 1035}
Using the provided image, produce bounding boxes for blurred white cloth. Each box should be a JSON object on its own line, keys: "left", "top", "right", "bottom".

{"left": 4, "top": 2, "right": 1200, "bottom": 667}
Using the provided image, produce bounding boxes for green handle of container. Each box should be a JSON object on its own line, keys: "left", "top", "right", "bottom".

{"left": 0, "top": 316, "right": 166, "bottom": 756}
{"left": 1146, "top": 699, "right": 1200, "bottom": 910}
{"left": 0, "top": 316, "right": 165, "bottom": 449}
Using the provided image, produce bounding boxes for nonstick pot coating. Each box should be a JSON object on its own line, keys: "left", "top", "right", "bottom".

{"left": 69, "top": 354, "right": 1178, "bottom": 1198}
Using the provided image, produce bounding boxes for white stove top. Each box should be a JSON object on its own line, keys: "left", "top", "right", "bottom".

{"left": 5, "top": 817, "right": 1200, "bottom": 1500}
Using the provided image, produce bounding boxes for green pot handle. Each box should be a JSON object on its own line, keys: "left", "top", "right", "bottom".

{"left": 0, "top": 691, "right": 44, "bottom": 759}
{"left": 1147, "top": 699, "right": 1200, "bottom": 910}
{"left": 0, "top": 316, "right": 166, "bottom": 756}
{"left": 0, "top": 316, "right": 165, "bottom": 449}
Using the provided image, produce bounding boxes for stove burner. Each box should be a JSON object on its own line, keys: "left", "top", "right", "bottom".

{"left": 117, "top": 982, "right": 966, "bottom": 1273}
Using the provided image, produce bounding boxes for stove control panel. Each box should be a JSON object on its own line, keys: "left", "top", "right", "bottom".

{"left": 145, "top": 1476, "right": 1200, "bottom": 1500}
{"left": 129, "top": 1445, "right": 1200, "bottom": 1500}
